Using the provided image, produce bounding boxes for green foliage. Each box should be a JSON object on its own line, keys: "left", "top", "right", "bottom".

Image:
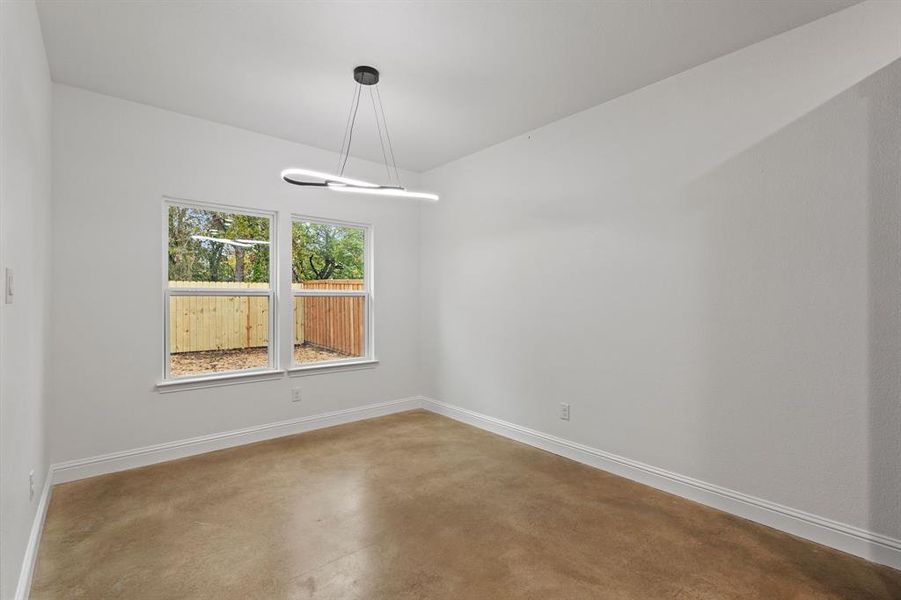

{"left": 292, "top": 222, "right": 364, "bottom": 282}
{"left": 168, "top": 206, "right": 270, "bottom": 283}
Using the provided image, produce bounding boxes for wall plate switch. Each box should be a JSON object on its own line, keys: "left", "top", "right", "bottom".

{"left": 291, "top": 388, "right": 303, "bottom": 403}
{"left": 5, "top": 268, "right": 13, "bottom": 304}
{"left": 559, "top": 403, "right": 571, "bottom": 421}
{"left": 28, "top": 470, "right": 35, "bottom": 501}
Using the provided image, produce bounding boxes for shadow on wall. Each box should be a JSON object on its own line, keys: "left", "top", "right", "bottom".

{"left": 686, "top": 57, "right": 901, "bottom": 588}
{"left": 675, "top": 53, "right": 880, "bottom": 528}
{"left": 865, "top": 59, "right": 901, "bottom": 557}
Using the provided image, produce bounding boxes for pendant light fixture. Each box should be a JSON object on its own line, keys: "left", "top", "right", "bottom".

{"left": 282, "top": 66, "right": 439, "bottom": 201}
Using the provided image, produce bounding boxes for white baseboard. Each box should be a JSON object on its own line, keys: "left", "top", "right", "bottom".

{"left": 15, "top": 469, "right": 53, "bottom": 600}
{"left": 51, "top": 396, "right": 422, "bottom": 484}
{"left": 28, "top": 392, "right": 899, "bottom": 597}
{"left": 420, "top": 396, "right": 901, "bottom": 571}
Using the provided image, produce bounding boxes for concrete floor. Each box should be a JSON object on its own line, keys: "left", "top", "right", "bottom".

{"left": 31, "top": 411, "right": 901, "bottom": 599}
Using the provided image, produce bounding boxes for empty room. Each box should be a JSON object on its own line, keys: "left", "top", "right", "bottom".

{"left": 2, "top": 0, "right": 901, "bottom": 598}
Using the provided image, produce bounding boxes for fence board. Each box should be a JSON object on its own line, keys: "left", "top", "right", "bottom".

{"left": 169, "top": 279, "right": 363, "bottom": 354}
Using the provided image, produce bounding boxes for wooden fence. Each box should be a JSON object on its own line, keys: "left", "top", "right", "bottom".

{"left": 169, "top": 280, "right": 364, "bottom": 355}
{"left": 293, "top": 280, "right": 365, "bottom": 356}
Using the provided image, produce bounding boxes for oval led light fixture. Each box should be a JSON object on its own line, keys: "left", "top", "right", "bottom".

{"left": 327, "top": 183, "right": 439, "bottom": 202}
{"left": 281, "top": 168, "right": 379, "bottom": 188}
{"left": 282, "top": 66, "right": 439, "bottom": 201}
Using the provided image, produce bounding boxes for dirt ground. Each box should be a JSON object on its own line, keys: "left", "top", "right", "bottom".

{"left": 294, "top": 344, "right": 351, "bottom": 365}
{"left": 169, "top": 344, "right": 349, "bottom": 377}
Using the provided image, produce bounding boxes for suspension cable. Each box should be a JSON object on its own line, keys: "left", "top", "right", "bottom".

{"left": 339, "top": 83, "right": 362, "bottom": 176}
{"left": 335, "top": 82, "right": 359, "bottom": 175}
{"left": 375, "top": 85, "right": 401, "bottom": 186}
{"left": 369, "top": 86, "right": 393, "bottom": 184}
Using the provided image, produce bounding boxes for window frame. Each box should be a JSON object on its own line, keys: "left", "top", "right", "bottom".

{"left": 289, "top": 214, "right": 375, "bottom": 373}
{"left": 161, "top": 198, "right": 279, "bottom": 384}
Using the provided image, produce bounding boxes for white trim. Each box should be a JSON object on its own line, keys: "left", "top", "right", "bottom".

{"left": 156, "top": 368, "right": 284, "bottom": 392}
{"left": 419, "top": 396, "right": 901, "bottom": 571}
{"left": 162, "top": 195, "right": 276, "bottom": 219}
{"left": 287, "top": 213, "right": 371, "bottom": 231}
{"left": 288, "top": 359, "right": 379, "bottom": 377}
{"left": 15, "top": 468, "right": 53, "bottom": 600}
{"left": 51, "top": 397, "right": 421, "bottom": 484}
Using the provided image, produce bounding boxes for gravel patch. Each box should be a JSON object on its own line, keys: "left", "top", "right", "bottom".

{"left": 169, "top": 344, "right": 349, "bottom": 377}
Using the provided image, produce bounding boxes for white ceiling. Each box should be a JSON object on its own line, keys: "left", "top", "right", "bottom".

{"left": 36, "top": 0, "right": 859, "bottom": 173}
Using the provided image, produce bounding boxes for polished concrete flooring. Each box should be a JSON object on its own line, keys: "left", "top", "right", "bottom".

{"left": 32, "top": 410, "right": 901, "bottom": 599}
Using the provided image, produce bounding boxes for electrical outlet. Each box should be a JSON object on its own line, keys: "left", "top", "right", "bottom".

{"left": 559, "top": 403, "right": 571, "bottom": 421}
{"left": 28, "top": 470, "right": 35, "bottom": 501}
{"left": 291, "top": 388, "right": 303, "bottom": 403}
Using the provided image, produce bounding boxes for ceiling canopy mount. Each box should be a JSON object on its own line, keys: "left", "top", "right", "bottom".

{"left": 353, "top": 65, "right": 379, "bottom": 86}
{"left": 281, "top": 65, "right": 438, "bottom": 201}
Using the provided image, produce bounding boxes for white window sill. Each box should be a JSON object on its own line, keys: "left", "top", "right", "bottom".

{"left": 156, "top": 369, "right": 285, "bottom": 393}
{"left": 288, "top": 359, "right": 379, "bottom": 377}
{"left": 155, "top": 359, "right": 378, "bottom": 391}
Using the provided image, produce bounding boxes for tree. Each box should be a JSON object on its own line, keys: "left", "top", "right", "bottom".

{"left": 167, "top": 206, "right": 270, "bottom": 284}
{"left": 292, "top": 222, "right": 364, "bottom": 282}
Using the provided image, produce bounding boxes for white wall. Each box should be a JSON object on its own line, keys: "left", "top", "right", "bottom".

{"left": 48, "top": 84, "right": 421, "bottom": 464}
{"left": 420, "top": 0, "right": 901, "bottom": 542}
{"left": 0, "top": 0, "right": 52, "bottom": 597}
{"left": 38, "top": 0, "right": 901, "bottom": 573}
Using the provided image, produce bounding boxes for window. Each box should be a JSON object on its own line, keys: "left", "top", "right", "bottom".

{"left": 292, "top": 218, "right": 371, "bottom": 367}
{"left": 160, "top": 201, "right": 375, "bottom": 387}
{"left": 164, "top": 202, "right": 275, "bottom": 380}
